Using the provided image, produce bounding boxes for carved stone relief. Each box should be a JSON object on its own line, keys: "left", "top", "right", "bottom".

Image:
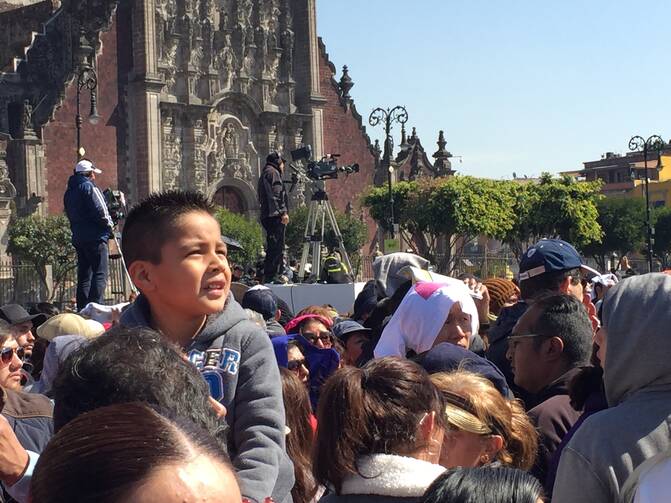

{"left": 161, "top": 113, "right": 182, "bottom": 190}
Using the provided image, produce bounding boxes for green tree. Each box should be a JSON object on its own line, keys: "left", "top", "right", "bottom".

{"left": 582, "top": 198, "right": 646, "bottom": 270}
{"left": 214, "top": 208, "right": 263, "bottom": 266}
{"left": 504, "top": 174, "right": 603, "bottom": 258}
{"left": 653, "top": 206, "right": 671, "bottom": 269}
{"left": 7, "top": 214, "right": 76, "bottom": 300}
{"left": 364, "top": 176, "right": 519, "bottom": 272}
{"left": 285, "top": 205, "right": 367, "bottom": 260}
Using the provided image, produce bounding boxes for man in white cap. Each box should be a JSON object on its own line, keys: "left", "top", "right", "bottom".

{"left": 63, "top": 159, "right": 114, "bottom": 310}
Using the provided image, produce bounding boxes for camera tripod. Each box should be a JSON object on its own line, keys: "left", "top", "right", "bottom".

{"left": 298, "top": 188, "right": 353, "bottom": 282}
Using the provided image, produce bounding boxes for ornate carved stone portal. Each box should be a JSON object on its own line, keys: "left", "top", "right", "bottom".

{"left": 154, "top": 0, "right": 303, "bottom": 217}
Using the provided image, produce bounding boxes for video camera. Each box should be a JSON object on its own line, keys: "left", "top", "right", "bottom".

{"left": 102, "top": 189, "right": 127, "bottom": 225}
{"left": 290, "top": 145, "right": 359, "bottom": 181}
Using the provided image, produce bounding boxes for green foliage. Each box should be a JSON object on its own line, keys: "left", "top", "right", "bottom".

{"left": 504, "top": 174, "right": 604, "bottom": 256}
{"left": 7, "top": 214, "right": 75, "bottom": 300}
{"left": 214, "top": 208, "right": 263, "bottom": 266}
{"left": 285, "top": 205, "right": 368, "bottom": 259}
{"left": 653, "top": 206, "right": 671, "bottom": 268}
{"left": 582, "top": 198, "right": 646, "bottom": 269}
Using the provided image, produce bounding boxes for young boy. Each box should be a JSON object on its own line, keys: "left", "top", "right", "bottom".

{"left": 120, "top": 191, "right": 294, "bottom": 503}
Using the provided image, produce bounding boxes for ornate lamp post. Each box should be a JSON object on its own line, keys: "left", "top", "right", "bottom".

{"left": 628, "top": 134, "right": 665, "bottom": 272}
{"left": 368, "top": 106, "right": 408, "bottom": 239}
{"left": 75, "top": 64, "right": 100, "bottom": 159}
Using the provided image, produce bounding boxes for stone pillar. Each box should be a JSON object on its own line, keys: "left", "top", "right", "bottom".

{"left": 128, "top": 0, "right": 164, "bottom": 199}
{"left": 0, "top": 135, "right": 17, "bottom": 259}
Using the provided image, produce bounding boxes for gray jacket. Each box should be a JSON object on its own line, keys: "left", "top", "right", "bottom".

{"left": 552, "top": 274, "right": 671, "bottom": 503}
{"left": 122, "top": 294, "right": 294, "bottom": 503}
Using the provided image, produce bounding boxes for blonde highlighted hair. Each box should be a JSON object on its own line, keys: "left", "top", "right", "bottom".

{"left": 431, "top": 370, "right": 538, "bottom": 470}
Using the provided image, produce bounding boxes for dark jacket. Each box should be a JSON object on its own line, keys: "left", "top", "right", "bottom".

{"left": 258, "top": 162, "right": 288, "bottom": 219}
{"left": 527, "top": 367, "right": 583, "bottom": 484}
{"left": 121, "top": 294, "right": 294, "bottom": 503}
{"left": 63, "top": 173, "right": 113, "bottom": 246}
{"left": 486, "top": 301, "right": 530, "bottom": 403}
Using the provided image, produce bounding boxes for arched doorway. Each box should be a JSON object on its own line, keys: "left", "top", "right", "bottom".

{"left": 213, "top": 185, "right": 246, "bottom": 214}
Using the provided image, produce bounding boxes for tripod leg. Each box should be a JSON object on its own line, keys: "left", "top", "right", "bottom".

{"left": 299, "top": 200, "right": 318, "bottom": 279}
{"left": 310, "top": 203, "right": 325, "bottom": 281}
{"left": 324, "top": 201, "right": 353, "bottom": 279}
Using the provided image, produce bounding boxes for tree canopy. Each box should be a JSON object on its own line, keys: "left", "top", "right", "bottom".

{"left": 214, "top": 208, "right": 263, "bottom": 266}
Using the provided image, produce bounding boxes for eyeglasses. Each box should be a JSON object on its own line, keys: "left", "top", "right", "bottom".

{"left": 508, "top": 333, "right": 547, "bottom": 351}
{"left": 302, "top": 331, "right": 333, "bottom": 345}
{"left": 287, "top": 358, "right": 308, "bottom": 371}
{"left": 1, "top": 347, "right": 25, "bottom": 365}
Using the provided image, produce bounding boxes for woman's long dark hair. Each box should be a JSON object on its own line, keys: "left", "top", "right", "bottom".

{"left": 422, "top": 467, "right": 544, "bottom": 503}
{"left": 280, "top": 368, "right": 317, "bottom": 503}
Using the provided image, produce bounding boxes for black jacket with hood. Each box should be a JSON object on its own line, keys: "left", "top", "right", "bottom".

{"left": 121, "top": 294, "right": 294, "bottom": 503}
{"left": 258, "top": 154, "right": 288, "bottom": 219}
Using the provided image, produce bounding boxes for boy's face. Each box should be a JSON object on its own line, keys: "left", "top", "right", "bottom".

{"left": 140, "top": 211, "right": 231, "bottom": 318}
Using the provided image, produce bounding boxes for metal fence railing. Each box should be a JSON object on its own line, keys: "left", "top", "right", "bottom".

{"left": 0, "top": 258, "right": 129, "bottom": 310}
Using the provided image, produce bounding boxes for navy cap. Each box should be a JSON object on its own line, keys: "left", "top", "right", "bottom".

{"left": 519, "top": 239, "right": 599, "bottom": 282}
{"left": 420, "top": 343, "right": 510, "bottom": 397}
{"left": 332, "top": 319, "right": 372, "bottom": 342}
{"left": 241, "top": 288, "right": 277, "bottom": 321}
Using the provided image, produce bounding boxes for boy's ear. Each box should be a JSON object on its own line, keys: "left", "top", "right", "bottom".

{"left": 128, "top": 261, "right": 156, "bottom": 293}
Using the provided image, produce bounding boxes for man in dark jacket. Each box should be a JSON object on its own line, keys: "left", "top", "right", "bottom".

{"left": 258, "top": 153, "right": 289, "bottom": 283}
{"left": 63, "top": 159, "right": 114, "bottom": 310}
{"left": 507, "top": 293, "right": 592, "bottom": 484}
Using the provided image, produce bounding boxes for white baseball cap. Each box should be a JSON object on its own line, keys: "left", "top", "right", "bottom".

{"left": 75, "top": 159, "right": 102, "bottom": 174}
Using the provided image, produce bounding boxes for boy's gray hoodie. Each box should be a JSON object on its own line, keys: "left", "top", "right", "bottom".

{"left": 121, "top": 294, "right": 294, "bottom": 503}
{"left": 552, "top": 273, "right": 671, "bottom": 503}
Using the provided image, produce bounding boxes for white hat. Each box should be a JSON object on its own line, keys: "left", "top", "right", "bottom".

{"left": 75, "top": 159, "right": 102, "bottom": 174}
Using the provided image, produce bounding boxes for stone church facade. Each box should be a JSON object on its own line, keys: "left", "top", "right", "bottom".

{"left": 0, "top": 0, "right": 381, "bottom": 254}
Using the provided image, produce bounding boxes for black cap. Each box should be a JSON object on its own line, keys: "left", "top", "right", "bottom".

{"left": 0, "top": 304, "right": 46, "bottom": 326}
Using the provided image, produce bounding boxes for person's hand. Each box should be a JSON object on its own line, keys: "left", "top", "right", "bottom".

{"left": 462, "top": 278, "right": 490, "bottom": 322}
{"left": 281, "top": 213, "right": 289, "bottom": 225}
{"left": 0, "top": 415, "right": 29, "bottom": 486}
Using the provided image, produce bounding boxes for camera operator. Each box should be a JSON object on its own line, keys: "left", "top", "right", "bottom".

{"left": 258, "top": 152, "right": 289, "bottom": 284}
{"left": 63, "top": 159, "right": 114, "bottom": 310}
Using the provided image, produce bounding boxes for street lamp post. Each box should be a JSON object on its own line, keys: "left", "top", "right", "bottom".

{"left": 368, "top": 106, "right": 408, "bottom": 240}
{"left": 628, "top": 134, "right": 665, "bottom": 272}
{"left": 76, "top": 64, "right": 100, "bottom": 159}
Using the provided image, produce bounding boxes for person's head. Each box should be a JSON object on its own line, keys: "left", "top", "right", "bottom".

{"left": 430, "top": 371, "right": 537, "bottom": 470}
{"left": 283, "top": 313, "right": 334, "bottom": 349}
{"left": 332, "top": 320, "right": 371, "bottom": 366}
{"left": 599, "top": 273, "right": 671, "bottom": 407}
{"left": 0, "top": 304, "right": 45, "bottom": 358}
{"left": 518, "top": 239, "right": 597, "bottom": 301}
{"left": 51, "top": 326, "right": 226, "bottom": 442}
{"left": 266, "top": 152, "right": 285, "bottom": 172}
{"left": 280, "top": 368, "right": 317, "bottom": 503}
{"left": 232, "top": 264, "right": 244, "bottom": 281}
{"left": 122, "top": 191, "right": 231, "bottom": 326}
{"left": 241, "top": 287, "right": 278, "bottom": 321}
{"left": 507, "top": 294, "right": 592, "bottom": 394}
{"left": 287, "top": 340, "right": 309, "bottom": 384}
{"left": 74, "top": 159, "right": 102, "bottom": 181}
{"left": 296, "top": 305, "right": 335, "bottom": 324}
{"left": 0, "top": 323, "right": 24, "bottom": 391}
{"left": 313, "top": 357, "right": 446, "bottom": 493}
{"left": 421, "top": 467, "right": 544, "bottom": 503}
{"left": 482, "top": 278, "right": 519, "bottom": 316}
{"left": 374, "top": 282, "right": 479, "bottom": 358}
{"left": 31, "top": 402, "right": 240, "bottom": 503}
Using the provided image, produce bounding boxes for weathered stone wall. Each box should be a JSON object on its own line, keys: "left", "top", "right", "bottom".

{"left": 42, "top": 14, "right": 121, "bottom": 212}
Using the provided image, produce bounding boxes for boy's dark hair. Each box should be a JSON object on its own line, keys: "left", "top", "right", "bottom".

{"left": 519, "top": 267, "right": 581, "bottom": 301}
{"left": 51, "top": 325, "right": 227, "bottom": 446}
{"left": 121, "top": 190, "right": 216, "bottom": 267}
{"left": 530, "top": 293, "right": 592, "bottom": 367}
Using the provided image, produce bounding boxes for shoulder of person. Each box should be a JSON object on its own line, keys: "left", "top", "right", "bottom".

{"left": 1, "top": 388, "right": 53, "bottom": 419}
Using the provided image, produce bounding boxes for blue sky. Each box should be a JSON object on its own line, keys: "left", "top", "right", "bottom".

{"left": 316, "top": 1, "right": 671, "bottom": 179}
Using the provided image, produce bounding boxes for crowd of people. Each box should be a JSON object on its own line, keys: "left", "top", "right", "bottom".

{"left": 0, "top": 188, "right": 669, "bottom": 502}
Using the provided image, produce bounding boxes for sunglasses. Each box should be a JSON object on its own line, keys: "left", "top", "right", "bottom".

{"left": 287, "top": 358, "right": 308, "bottom": 371}
{"left": 302, "top": 331, "right": 333, "bottom": 344}
{"left": 1, "top": 347, "right": 25, "bottom": 365}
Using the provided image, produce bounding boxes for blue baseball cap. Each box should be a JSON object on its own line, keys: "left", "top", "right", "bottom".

{"left": 332, "top": 319, "right": 372, "bottom": 342}
{"left": 519, "top": 239, "right": 599, "bottom": 282}
{"left": 241, "top": 288, "right": 277, "bottom": 321}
